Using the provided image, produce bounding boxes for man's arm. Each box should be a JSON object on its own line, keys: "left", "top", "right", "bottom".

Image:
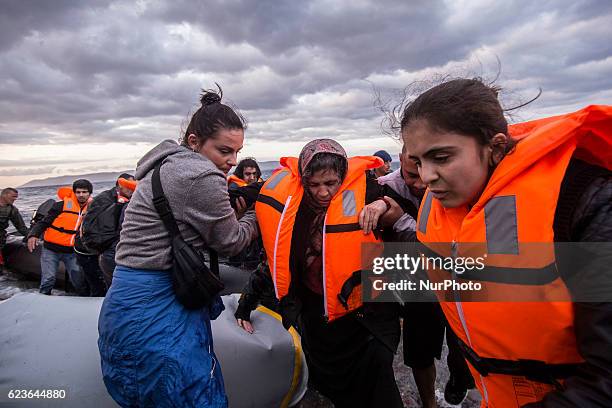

{"left": 28, "top": 201, "right": 62, "bottom": 238}
{"left": 9, "top": 206, "right": 29, "bottom": 236}
{"left": 535, "top": 177, "right": 612, "bottom": 407}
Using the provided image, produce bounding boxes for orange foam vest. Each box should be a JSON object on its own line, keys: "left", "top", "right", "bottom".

{"left": 255, "top": 156, "right": 383, "bottom": 322}
{"left": 118, "top": 177, "right": 137, "bottom": 192}
{"left": 227, "top": 174, "right": 248, "bottom": 188}
{"left": 416, "top": 105, "right": 612, "bottom": 407}
{"left": 43, "top": 187, "right": 89, "bottom": 248}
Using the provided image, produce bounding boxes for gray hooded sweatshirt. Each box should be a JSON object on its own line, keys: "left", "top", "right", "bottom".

{"left": 115, "top": 140, "right": 258, "bottom": 270}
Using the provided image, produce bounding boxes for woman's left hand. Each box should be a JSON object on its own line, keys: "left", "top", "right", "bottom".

{"left": 237, "top": 318, "right": 254, "bottom": 334}
{"left": 359, "top": 199, "right": 388, "bottom": 234}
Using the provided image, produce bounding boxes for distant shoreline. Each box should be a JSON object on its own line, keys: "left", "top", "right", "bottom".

{"left": 18, "top": 170, "right": 134, "bottom": 189}
{"left": 16, "top": 160, "right": 287, "bottom": 188}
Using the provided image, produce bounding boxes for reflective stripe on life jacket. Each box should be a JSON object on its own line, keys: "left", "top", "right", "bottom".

{"left": 416, "top": 105, "right": 612, "bottom": 407}
{"left": 255, "top": 155, "right": 383, "bottom": 322}
{"left": 43, "top": 187, "right": 89, "bottom": 248}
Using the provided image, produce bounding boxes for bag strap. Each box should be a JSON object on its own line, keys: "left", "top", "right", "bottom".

{"left": 152, "top": 161, "right": 181, "bottom": 237}
{"left": 151, "top": 160, "right": 219, "bottom": 273}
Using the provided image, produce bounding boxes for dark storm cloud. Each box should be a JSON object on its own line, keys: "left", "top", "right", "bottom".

{"left": 0, "top": 0, "right": 611, "bottom": 179}
{"left": 0, "top": 0, "right": 111, "bottom": 52}
{"left": 0, "top": 166, "right": 58, "bottom": 176}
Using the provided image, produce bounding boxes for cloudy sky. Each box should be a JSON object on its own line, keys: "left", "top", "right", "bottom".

{"left": 1, "top": 0, "right": 611, "bottom": 186}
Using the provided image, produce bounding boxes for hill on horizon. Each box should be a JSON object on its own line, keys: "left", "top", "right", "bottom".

{"left": 19, "top": 170, "right": 134, "bottom": 188}
{"left": 18, "top": 160, "right": 282, "bottom": 188}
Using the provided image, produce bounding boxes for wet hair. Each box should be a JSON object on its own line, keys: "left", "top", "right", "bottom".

{"left": 234, "top": 158, "right": 261, "bottom": 180}
{"left": 400, "top": 78, "right": 517, "bottom": 154}
{"left": 180, "top": 84, "right": 247, "bottom": 147}
{"left": 301, "top": 153, "right": 348, "bottom": 184}
{"left": 1, "top": 187, "right": 18, "bottom": 195}
{"left": 73, "top": 179, "right": 93, "bottom": 193}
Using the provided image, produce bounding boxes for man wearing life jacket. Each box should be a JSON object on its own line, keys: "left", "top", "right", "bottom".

{"left": 401, "top": 79, "right": 612, "bottom": 407}
{"left": 228, "top": 157, "right": 262, "bottom": 188}
{"left": 255, "top": 139, "right": 403, "bottom": 408}
{"left": 81, "top": 173, "right": 135, "bottom": 287}
{"left": 27, "top": 179, "right": 93, "bottom": 296}
{"left": 227, "top": 158, "right": 264, "bottom": 269}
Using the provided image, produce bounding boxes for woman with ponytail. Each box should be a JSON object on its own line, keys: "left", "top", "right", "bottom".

{"left": 98, "top": 86, "right": 258, "bottom": 407}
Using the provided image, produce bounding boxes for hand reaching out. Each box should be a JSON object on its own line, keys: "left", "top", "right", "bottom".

{"left": 359, "top": 199, "right": 388, "bottom": 234}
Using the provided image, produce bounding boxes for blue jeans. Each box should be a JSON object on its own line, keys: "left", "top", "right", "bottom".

{"left": 40, "top": 247, "right": 87, "bottom": 295}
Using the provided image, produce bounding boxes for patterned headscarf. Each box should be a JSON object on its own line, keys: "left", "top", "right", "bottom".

{"left": 298, "top": 139, "right": 347, "bottom": 177}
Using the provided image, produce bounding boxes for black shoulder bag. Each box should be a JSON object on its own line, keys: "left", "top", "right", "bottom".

{"left": 151, "top": 161, "right": 225, "bottom": 309}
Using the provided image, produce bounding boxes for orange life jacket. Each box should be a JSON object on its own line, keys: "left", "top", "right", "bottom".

{"left": 43, "top": 187, "right": 90, "bottom": 248}
{"left": 117, "top": 178, "right": 137, "bottom": 203}
{"left": 255, "top": 156, "right": 383, "bottom": 322}
{"left": 118, "top": 177, "right": 137, "bottom": 191}
{"left": 416, "top": 105, "right": 612, "bottom": 407}
{"left": 227, "top": 174, "right": 248, "bottom": 188}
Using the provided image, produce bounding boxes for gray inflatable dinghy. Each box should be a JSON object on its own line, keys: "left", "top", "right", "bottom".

{"left": 0, "top": 293, "right": 307, "bottom": 407}
{"left": 1, "top": 234, "right": 251, "bottom": 294}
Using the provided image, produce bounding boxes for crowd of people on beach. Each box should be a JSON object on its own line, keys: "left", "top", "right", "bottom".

{"left": 1, "top": 78, "right": 611, "bottom": 407}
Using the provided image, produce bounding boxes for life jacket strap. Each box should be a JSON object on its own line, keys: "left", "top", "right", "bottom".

{"left": 456, "top": 335, "right": 583, "bottom": 388}
{"left": 257, "top": 194, "right": 285, "bottom": 213}
{"left": 337, "top": 270, "right": 361, "bottom": 310}
{"left": 49, "top": 225, "right": 78, "bottom": 235}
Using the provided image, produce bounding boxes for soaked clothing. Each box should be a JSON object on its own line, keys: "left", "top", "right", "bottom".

{"left": 99, "top": 266, "right": 226, "bottom": 408}
{"left": 0, "top": 203, "right": 28, "bottom": 249}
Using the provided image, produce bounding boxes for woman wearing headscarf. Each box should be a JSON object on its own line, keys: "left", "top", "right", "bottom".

{"left": 254, "top": 139, "right": 403, "bottom": 408}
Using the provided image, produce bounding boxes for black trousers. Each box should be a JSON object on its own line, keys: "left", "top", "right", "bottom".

{"left": 301, "top": 309, "right": 403, "bottom": 408}
{"left": 75, "top": 253, "right": 107, "bottom": 297}
{"left": 403, "top": 302, "right": 473, "bottom": 383}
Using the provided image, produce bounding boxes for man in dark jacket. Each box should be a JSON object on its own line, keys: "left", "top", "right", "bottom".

{"left": 81, "top": 173, "right": 134, "bottom": 287}
{"left": 370, "top": 150, "right": 393, "bottom": 179}
{"left": 27, "top": 180, "right": 92, "bottom": 295}
{"left": 73, "top": 179, "right": 109, "bottom": 297}
{"left": 0, "top": 188, "right": 29, "bottom": 266}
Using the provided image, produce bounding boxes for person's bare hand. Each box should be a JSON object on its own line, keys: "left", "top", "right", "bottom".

{"left": 380, "top": 196, "right": 404, "bottom": 226}
{"left": 27, "top": 237, "right": 39, "bottom": 253}
{"left": 236, "top": 318, "right": 254, "bottom": 334}
{"left": 359, "top": 199, "right": 388, "bottom": 234}
{"left": 235, "top": 197, "right": 248, "bottom": 220}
